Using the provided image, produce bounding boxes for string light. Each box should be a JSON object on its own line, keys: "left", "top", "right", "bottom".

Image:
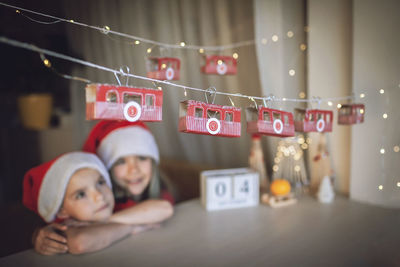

{"left": 294, "top": 165, "right": 300, "bottom": 172}
{"left": 272, "top": 35, "right": 279, "bottom": 42}
{"left": 299, "top": 92, "right": 306, "bottom": 99}
{"left": 380, "top": 148, "right": 385, "bottom": 154}
{"left": 2, "top": 2, "right": 307, "bottom": 52}
{"left": 360, "top": 93, "right": 365, "bottom": 98}
{"left": 337, "top": 104, "right": 342, "bottom": 108}
{"left": 379, "top": 89, "right": 385, "bottom": 94}
{"left": 0, "top": 36, "right": 356, "bottom": 105}
{"left": 232, "top": 53, "right": 238, "bottom": 59}
{"left": 289, "top": 69, "right": 295, "bottom": 76}
{"left": 199, "top": 48, "right": 204, "bottom": 53}
{"left": 397, "top": 182, "right": 400, "bottom": 187}
{"left": 394, "top": 146, "right": 399, "bottom": 152}
{"left": 134, "top": 40, "right": 140, "bottom": 45}
{"left": 146, "top": 48, "right": 152, "bottom": 54}
{"left": 382, "top": 113, "right": 388, "bottom": 119}
{"left": 378, "top": 185, "right": 383, "bottom": 190}
{"left": 328, "top": 101, "right": 333, "bottom": 106}
{"left": 300, "top": 44, "right": 307, "bottom": 51}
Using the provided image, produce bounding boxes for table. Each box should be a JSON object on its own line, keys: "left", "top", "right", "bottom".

{"left": 1, "top": 195, "right": 399, "bottom": 267}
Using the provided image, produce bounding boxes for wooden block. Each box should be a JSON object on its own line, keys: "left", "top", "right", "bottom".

{"left": 261, "top": 193, "right": 297, "bottom": 208}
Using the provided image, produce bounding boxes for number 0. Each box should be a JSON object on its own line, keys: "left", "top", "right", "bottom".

{"left": 215, "top": 182, "right": 226, "bottom": 196}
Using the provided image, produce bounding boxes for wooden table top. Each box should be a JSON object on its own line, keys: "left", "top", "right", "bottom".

{"left": 1, "top": 195, "right": 399, "bottom": 267}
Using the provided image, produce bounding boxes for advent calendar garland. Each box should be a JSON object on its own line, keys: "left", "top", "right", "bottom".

{"left": 0, "top": 36, "right": 365, "bottom": 139}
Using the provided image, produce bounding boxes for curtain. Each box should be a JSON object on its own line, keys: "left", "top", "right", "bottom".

{"left": 62, "top": 0, "right": 262, "bottom": 168}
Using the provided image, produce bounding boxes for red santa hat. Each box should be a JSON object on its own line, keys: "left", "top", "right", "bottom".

{"left": 82, "top": 120, "right": 159, "bottom": 169}
{"left": 23, "top": 152, "right": 111, "bottom": 223}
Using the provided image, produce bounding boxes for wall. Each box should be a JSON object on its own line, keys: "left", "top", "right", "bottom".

{"left": 350, "top": 0, "right": 400, "bottom": 207}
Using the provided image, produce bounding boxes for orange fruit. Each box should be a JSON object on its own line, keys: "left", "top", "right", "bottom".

{"left": 270, "top": 179, "right": 291, "bottom": 196}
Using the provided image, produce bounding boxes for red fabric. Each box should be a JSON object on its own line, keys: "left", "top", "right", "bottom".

{"left": 82, "top": 120, "right": 149, "bottom": 153}
{"left": 22, "top": 157, "right": 59, "bottom": 220}
{"left": 113, "top": 190, "right": 175, "bottom": 212}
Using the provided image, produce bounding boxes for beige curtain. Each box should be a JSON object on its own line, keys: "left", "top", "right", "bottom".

{"left": 253, "top": 0, "right": 308, "bottom": 183}
{"left": 62, "top": 0, "right": 262, "bottom": 168}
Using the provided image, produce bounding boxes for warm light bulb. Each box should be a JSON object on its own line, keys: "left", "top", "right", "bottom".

{"left": 360, "top": 93, "right": 365, "bottom": 98}
{"left": 180, "top": 42, "right": 186, "bottom": 47}
{"left": 282, "top": 98, "right": 287, "bottom": 101}
{"left": 289, "top": 69, "right": 295, "bottom": 76}
{"left": 397, "top": 182, "right": 400, "bottom": 187}
{"left": 69, "top": 19, "right": 74, "bottom": 22}
{"left": 233, "top": 53, "right": 239, "bottom": 59}
{"left": 261, "top": 38, "right": 268, "bottom": 45}
{"left": 383, "top": 113, "right": 388, "bottom": 119}
{"left": 161, "top": 63, "right": 167, "bottom": 69}
{"left": 43, "top": 59, "right": 51, "bottom": 67}
{"left": 273, "top": 165, "right": 279, "bottom": 172}
{"left": 328, "top": 101, "right": 333, "bottom": 106}
{"left": 287, "top": 31, "right": 294, "bottom": 38}
{"left": 16, "top": 9, "right": 20, "bottom": 14}
{"left": 378, "top": 185, "right": 383, "bottom": 190}
{"left": 157, "top": 86, "right": 162, "bottom": 90}
{"left": 301, "top": 143, "right": 308, "bottom": 150}
{"left": 217, "top": 60, "right": 223, "bottom": 65}
{"left": 379, "top": 89, "right": 385, "bottom": 94}
{"left": 272, "top": 35, "right": 279, "bottom": 42}
{"left": 300, "top": 44, "right": 307, "bottom": 51}
{"left": 199, "top": 48, "right": 204, "bottom": 53}
{"left": 337, "top": 104, "right": 342, "bottom": 108}
{"left": 299, "top": 92, "right": 306, "bottom": 99}
{"left": 147, "top": 48, "right": 152, "bottom": 54}
{"left": 394, "top": 146, "right": 400, "bottom": 152}
{"left": 274, "top": 157, "right": 280, "bottom": 164}
{"left": 380, "top": 148, "right": 385, "bottom": 154}
{"left": 135, "top": 40, "right": 140, "bottom": 45}
{"left": 294, "top": 165, "right": 301, "bottom": 172}
{"left": 297, "top": 137, "right": 305, "bottom": 144}
{"left": 360, "top": 109, "right": 364, "bottom": 114}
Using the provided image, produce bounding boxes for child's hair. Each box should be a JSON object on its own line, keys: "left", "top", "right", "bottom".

{"left": 22, "top": 152, "right": 111, "bottom": 222}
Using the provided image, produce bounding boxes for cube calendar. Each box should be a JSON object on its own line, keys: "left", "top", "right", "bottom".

{"left": 200, "top": 168, "right": 259, "bottom": 211}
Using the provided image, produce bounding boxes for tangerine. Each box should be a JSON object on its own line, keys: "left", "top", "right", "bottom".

{"left": 270, "top": 179, "right": 291, "bottom": 196}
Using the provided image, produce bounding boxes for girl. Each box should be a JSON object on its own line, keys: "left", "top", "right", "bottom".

{"left": 82, "top": 120, "right": 174, "bottom": 223}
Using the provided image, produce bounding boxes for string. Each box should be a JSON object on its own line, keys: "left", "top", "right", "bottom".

{"left": 0, "top": 36, "right": 354, "bottom": 104}
{"left": 0, "top": 2, "right": 255, "bottom": 52}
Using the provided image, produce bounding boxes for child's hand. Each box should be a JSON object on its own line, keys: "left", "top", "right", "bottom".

{"left": 131, "top": 223, "right": 161, "bottom": 235}
{"left": 33, "top": 223, "right": 68, "bottom": 255}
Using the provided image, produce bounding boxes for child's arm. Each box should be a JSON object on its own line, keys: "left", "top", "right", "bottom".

{"left": 65, "top": 222, "right": 134, "bottom": 255}
{"left": 33, "top": 223, "right": 68, "bottom": 255}
{"left": 109, "top": 199, "right": 174, "bottom": 225}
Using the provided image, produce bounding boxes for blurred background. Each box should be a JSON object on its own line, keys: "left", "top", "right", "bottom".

{"left": 0, "top": 1, "right": 399, "bottom": 255}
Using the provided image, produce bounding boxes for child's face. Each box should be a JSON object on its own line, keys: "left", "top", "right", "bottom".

{"left": 111, "top": 155, "right": 153, "bottom": 196}
{"left": 58, "top": 168, "right": 114, "bottom": 222}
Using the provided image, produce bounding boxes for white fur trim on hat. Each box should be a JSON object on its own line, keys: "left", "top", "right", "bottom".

{"left": 38, "top": 152, "right": 111, "bottom": 223}
{"left": 97, "top": 126, "right": 159, "bottom": 169}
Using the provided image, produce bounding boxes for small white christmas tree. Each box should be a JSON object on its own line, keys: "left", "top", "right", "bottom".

{"left": 317, "top": 176, "right": 335, "bottom": 203}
